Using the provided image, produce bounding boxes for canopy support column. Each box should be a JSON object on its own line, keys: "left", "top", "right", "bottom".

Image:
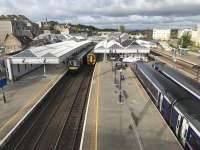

{"left": 43, "top": 64, "right": 46, "bottom": 77}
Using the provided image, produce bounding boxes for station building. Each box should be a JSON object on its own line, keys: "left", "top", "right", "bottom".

{"left": 93, "top": 39, "right": 150, "bottom": 62}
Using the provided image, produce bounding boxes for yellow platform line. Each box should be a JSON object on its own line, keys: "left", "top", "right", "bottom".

{"left": 95, "top": 63, "right": 100, "bottom": 150}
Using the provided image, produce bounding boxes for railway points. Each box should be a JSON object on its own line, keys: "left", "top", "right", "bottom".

{"left": 80, "top": 60, "right": 182, "bottom": 150}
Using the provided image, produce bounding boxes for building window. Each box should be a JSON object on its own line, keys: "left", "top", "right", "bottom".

{"left": 17, "top": 64, "right": 20, "bottom": 73}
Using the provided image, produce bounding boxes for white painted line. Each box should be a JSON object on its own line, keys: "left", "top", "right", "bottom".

{"left": 0, "top": 71, "right": 67, "bottom": 148}
{"left": 79, "top": 66, "right": 96, "bottom": 150}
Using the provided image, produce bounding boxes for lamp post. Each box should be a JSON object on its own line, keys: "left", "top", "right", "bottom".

{"left": 119, "top": 68, "right": 122, "bottom": 103}
{"left": 2, "top": 87, "right": 6, "bottom": 103}
{"left": 43, "top": 58, "right": 47, "bottom": 78}
{"left": 113, "top": 49, "right": 117, "bottom": 84}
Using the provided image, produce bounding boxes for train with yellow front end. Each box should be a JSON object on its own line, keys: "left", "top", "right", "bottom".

{"left": 87, "top": 52, "right": 96, "bottom": 65}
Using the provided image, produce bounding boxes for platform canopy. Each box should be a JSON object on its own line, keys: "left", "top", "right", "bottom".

{"left": 94, "top": 39, "right": 150, "bottom": 54}
{"left": 9, "top": 40, "right": 92, "bottom": 64}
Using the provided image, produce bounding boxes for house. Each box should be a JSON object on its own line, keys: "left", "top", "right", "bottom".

{"left": 54, "top": 24, "right": 71, "bottom": 35}
{"left": 191, "top": 23, "right": 200, "bottom": 46}
{"left": 0, "top": 19, "right": 39, "bottom": 49}
{"left": 3, "top": 34, "right": 31, "bottom": 54}
{"left": 153, "top": 28, "right": 171, "bottom": 41}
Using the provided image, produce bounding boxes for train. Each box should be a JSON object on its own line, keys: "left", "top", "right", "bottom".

{"left": 131, "top": 61, "right": 200, "bottom": 150}
{"left": 152, "top": 62, "right": 200, "bottom": 101}
{"left": 87, "top": 53, "right": 96, "bottom": 65}
{"left": 68, "top": 49, "right": 96, "bottom": 72}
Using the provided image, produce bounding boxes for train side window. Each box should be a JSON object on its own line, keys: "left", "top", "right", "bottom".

{"left": 177, "top": 120, "right": 180, "bottom": 126}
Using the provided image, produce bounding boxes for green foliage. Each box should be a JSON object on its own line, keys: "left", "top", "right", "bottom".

{"left": 178, "top": 32, "right": 191, "bottom": 48}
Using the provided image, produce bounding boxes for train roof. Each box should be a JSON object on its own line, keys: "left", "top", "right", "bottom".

{"left": 73, "top": 45, "right": 94, "bottom": 60}
{"left": 154, "top": 62, "right": 200, "bottom": 100}
{"left": 135, "top": 62, "right": 200, "bottom": 130}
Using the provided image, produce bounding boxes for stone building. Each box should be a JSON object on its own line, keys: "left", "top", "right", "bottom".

{"left": 3, "top": 34, "right": 31, "bottom": 54}
{"left": 0, "top": 16, "right": 39, "bottom": 54}
{"left": 153, "top": 28, "right": 171, "bottom": 41}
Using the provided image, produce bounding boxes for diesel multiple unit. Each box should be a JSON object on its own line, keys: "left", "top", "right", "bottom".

{"left": 131, "top": 62, "right": 200, "bottom": 150}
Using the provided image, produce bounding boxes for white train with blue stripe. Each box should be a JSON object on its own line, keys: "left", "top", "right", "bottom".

{"left": 131, "top": 61, "right": 200, "bottom": 150}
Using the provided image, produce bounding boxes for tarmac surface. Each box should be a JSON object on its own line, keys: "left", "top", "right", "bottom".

{"left": 81, "top": 60, "right": 183, "bottom": 150}
{"left": 0, "top": 64, "right": 66, "bottom": 141}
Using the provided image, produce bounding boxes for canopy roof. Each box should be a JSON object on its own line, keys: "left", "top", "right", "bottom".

{"left": 94, "top": 39, "right": 150, "bottom": 54}
{"left": 9, "top": 40, "right": 92, "bottom": 64}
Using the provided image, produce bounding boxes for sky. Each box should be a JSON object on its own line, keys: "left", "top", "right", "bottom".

{"left": 1, "top": 0, "right": 200, "bottom": 29}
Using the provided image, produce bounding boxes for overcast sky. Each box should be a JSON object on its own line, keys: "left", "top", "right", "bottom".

{"left": 1, "top": 0, "right": 200, "bottom": 29}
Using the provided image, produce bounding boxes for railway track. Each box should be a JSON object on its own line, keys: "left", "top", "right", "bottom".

{"left": 149, "top": 51, "right": 200, "bottom": 81}
{"left": 2, "top": 66, "right": 93, "bottom": 150}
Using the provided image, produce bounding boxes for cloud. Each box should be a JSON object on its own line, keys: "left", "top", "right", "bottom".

{"left": 0, "top": 0, "right": 200, "bottom": 29}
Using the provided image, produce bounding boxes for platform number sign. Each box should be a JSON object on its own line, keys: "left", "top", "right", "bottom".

{"left": 0, "top": 78, "right": 6, "bottom": 88}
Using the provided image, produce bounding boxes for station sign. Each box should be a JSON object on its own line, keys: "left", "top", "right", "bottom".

{"left": 0, "top": 78, "right": 6, "bottom": 88}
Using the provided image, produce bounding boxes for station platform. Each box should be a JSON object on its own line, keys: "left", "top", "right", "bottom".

{"left": 80, "top": 61, "right": 182, "bottom": 150}
{"left": 151, "top": 48, "right": 200, "bottom": 65}
{"left": 0, "top": 64, "right": 66, "bottom": 142}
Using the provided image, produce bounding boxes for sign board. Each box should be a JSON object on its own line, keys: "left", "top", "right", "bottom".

{"left": 0, "top": 78, "right": 6, "bottom": 88}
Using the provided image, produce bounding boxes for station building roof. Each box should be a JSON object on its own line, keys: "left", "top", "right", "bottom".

{"left": 94, "top": 39, "right": 150, "bottom": 54}
{"left": 9, "top": 40, "right": 91, "bottom": 64}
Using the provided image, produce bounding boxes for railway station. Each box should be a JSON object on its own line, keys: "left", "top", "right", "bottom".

{"left": 0, "top": 35, "right": 199, "bottom": 150}
{"left": 1, "top": 1, "right": 200, "bottom": 149}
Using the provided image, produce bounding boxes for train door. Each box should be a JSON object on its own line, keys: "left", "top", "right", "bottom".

{"left": 180, "top": 118, "right": 189, "bottom": 146}
{"left": 176, "top": 114, "right": 182, "bottom": 136}
{"left": 158, "top": 93, "right": 164, "bottom": 112}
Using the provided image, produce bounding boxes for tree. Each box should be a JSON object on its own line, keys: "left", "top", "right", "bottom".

{"left": 179, "top": 32, "right": 191, "bottom": 48}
